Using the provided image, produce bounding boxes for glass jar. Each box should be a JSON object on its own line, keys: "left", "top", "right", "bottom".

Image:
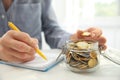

{"left": 64, "top": 40, "right": 100, "bottom": 73}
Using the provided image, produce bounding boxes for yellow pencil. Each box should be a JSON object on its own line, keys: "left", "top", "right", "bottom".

{"left": 8, "top": 21, "right": 47, "bottom": 60}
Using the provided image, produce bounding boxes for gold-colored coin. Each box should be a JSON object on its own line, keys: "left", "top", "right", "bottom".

{"left": 88, "top": 59, "right": 97, "bottom": 68}
{"left": 82, "top": 32, "right": 91, "bottom": 36}
{"left": 90, "top": 51, "right": 97, "bottom": 59}
{"left": 77, "top": 64, "right": 88, "bottom": 69}
{"left": 76, "top": 41, "right": 89, "bottom": 49}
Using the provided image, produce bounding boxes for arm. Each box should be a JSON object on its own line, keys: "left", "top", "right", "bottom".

{"left": 41, "top": 0, "right": 71, "bottom": 49}
{"left": 41, "top": 0, "right": 106, "bottom": 50}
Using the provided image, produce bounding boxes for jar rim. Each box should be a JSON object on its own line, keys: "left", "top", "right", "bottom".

{"left": 66, "top": 40, "right": 98, "bottom": 44}
{"left": 65, "top": 40, "right": 99, "bottom": 51}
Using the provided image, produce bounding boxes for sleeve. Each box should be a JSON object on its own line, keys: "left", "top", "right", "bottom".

{"left": 41, "top": 0, "right": 71, "bottom": 49}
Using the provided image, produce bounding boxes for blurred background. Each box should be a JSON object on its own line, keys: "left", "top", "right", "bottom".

{"left": 43, "top": 0, "right": 120, "bottom": 50}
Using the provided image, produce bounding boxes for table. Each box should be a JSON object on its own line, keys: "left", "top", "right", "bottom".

{"left": 0, "top": 49, "right": 120, "bottom": 80}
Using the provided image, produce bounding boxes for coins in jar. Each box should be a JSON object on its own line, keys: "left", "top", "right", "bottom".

{"left": 64, "top": 40, "right": 100, "bottom": 72}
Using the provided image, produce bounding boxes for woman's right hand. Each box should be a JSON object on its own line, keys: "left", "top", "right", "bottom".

{"left": 0, "top": 30, "right": 38, "bottom": 63}
{"left": 70, "top": 27, "right": 107, "bottom": 50}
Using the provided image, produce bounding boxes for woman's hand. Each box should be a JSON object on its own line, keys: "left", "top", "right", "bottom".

{"left": 70, "top": 27, "right": 107, "bottom": 50}
{"left": 0, "top": 30, "right": 38, "bottom": 63}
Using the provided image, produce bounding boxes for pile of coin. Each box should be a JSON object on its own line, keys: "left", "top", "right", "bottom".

{"left": 65, "top": 40, "right": 99, "bottom": 70}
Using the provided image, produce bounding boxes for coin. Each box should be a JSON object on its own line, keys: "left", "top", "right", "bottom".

{"left": 90, "top": 51, "right": 97, "bottom": 59}
{"left": 76, "top": 41, "right": 89, "bottom": 49}
{"left": 88, "top": 59, "right": 97, "bottom": 68}
{"left": 82, "top": 32, "right": 91, "bottom": 36}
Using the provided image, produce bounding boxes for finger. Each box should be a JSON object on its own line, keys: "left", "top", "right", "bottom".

{"left": 8, "top": 30, "right": 36, "bottom": 48}
{"left": 5, "top": 48, "right": 35, "bottom": 59}
{"left": 86, "top": 27, "right": 102, "bottom": 39}
{"left": 1, "top": 48, "right": 35, "bottom": 63}
{"left": 3, "top": 37, "right": 35, "bottom": 53}
{"left": 6, "top": 55, "right": 35, "bottom": 63}
{"left": 0, "top": 51, "right": 25, "bottom": 63}
{"left": 91, "top": 30, "right": 102, "bottom": 39}
{"left": 103, "top": 45, "right": 107, "bottom": 50}
{"left": 80, "top": 37, "right": 95, "bottom": 41}
{"left": 99, "top": 45, "right": 107, "bottom": 50}
{"left": 98, "top": 36, "right": 107, "bottom": 45}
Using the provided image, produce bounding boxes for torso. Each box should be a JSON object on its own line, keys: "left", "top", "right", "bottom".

{"left": 0, "top": 0, "right": 43, "bottom": 48}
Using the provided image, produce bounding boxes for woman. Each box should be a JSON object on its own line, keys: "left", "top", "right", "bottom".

{"left": 0, "top": 0, "right": 106, "bottom": 63}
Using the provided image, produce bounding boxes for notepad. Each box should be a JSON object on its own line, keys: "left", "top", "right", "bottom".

{"left": 0, "top": 49, "right": 64, "bottom": 72}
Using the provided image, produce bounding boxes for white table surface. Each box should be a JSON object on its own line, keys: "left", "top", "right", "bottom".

{"left": 0, "top": 49, "right": 120, "bottom": 80}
